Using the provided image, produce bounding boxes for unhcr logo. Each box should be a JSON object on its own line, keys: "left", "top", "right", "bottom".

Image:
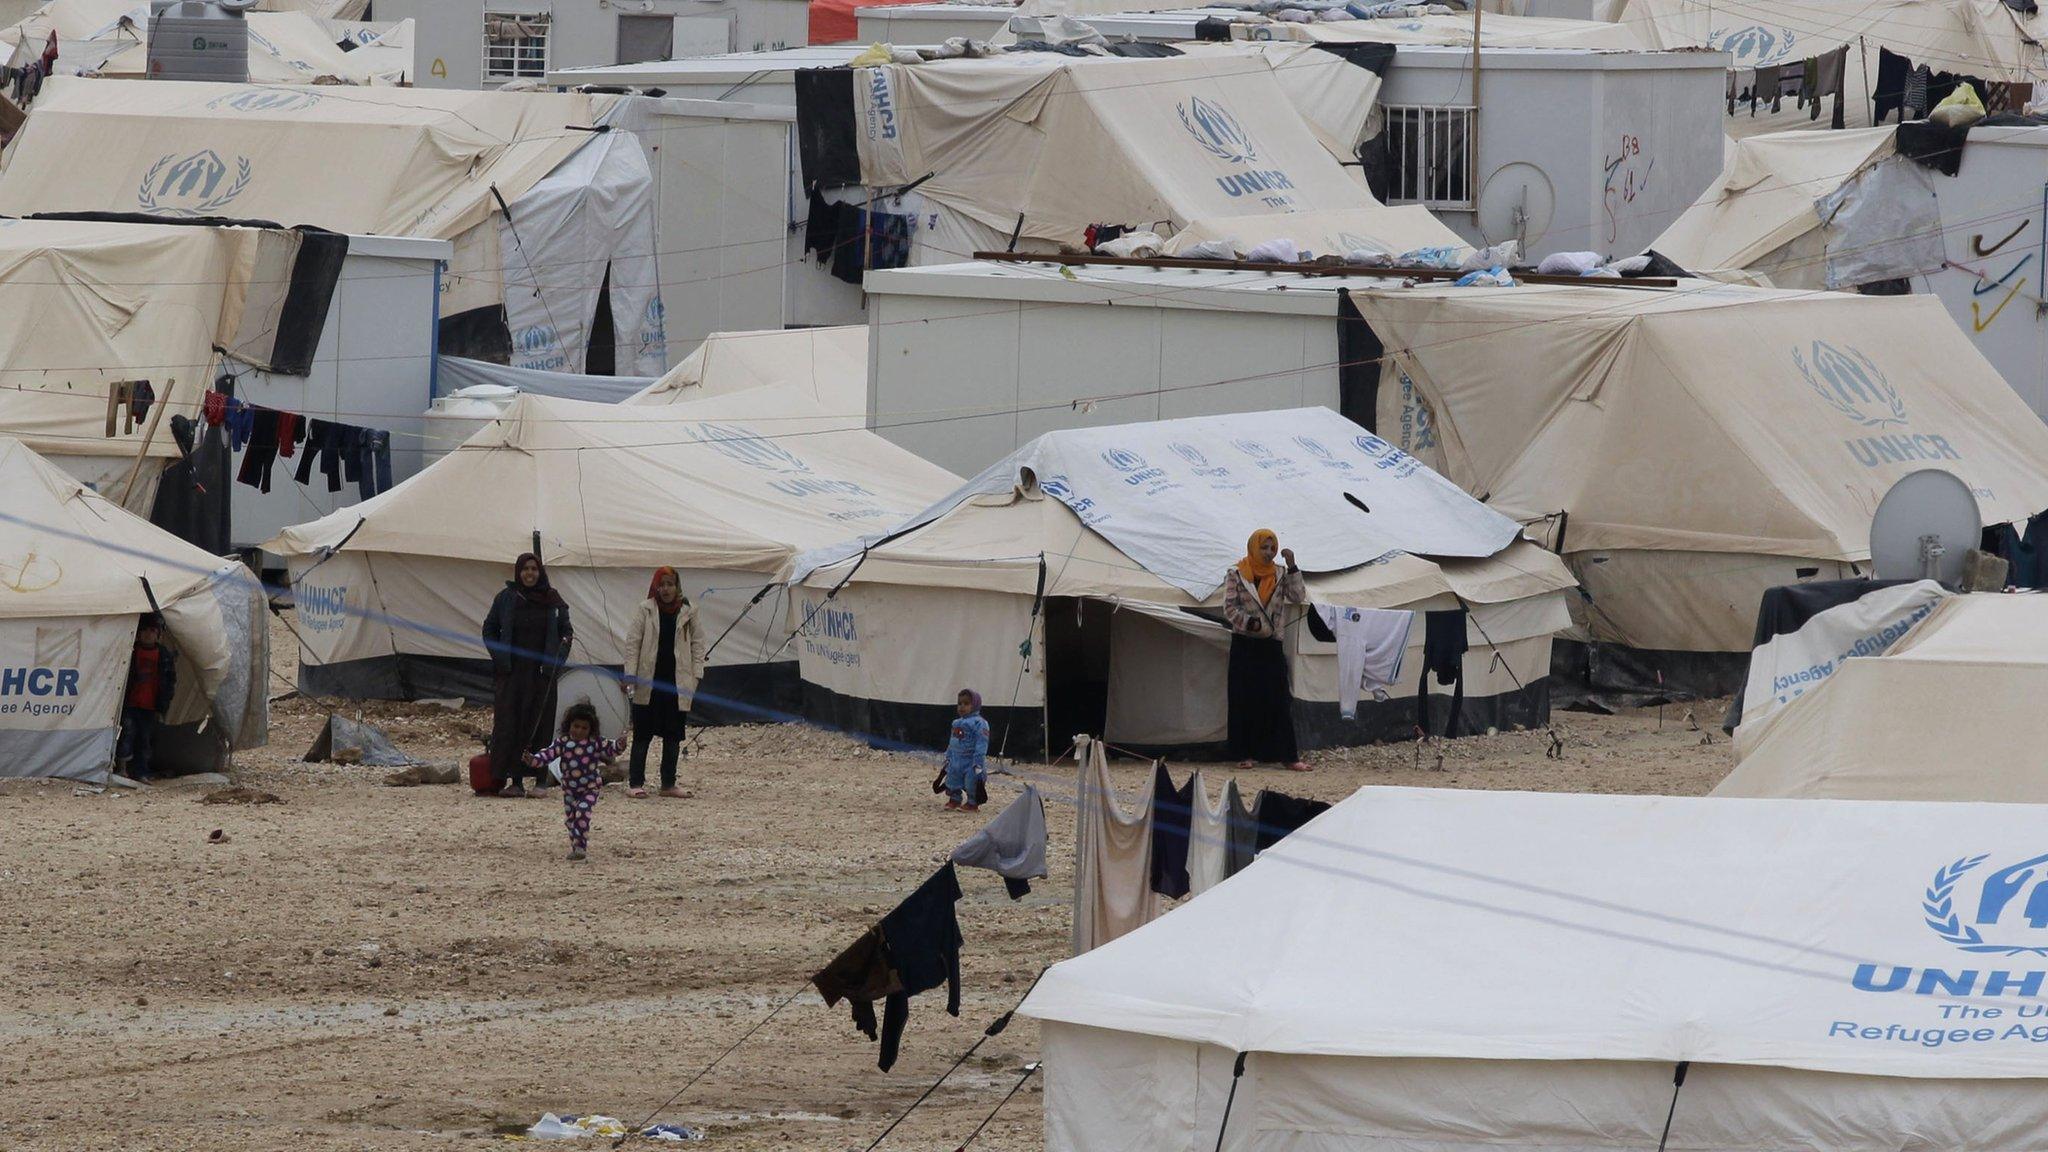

{"left": 206, "top": 89, "right": 323, "bottom": 113}
{"left": 1797, "top": 342, "right": 1906, "bottom": 428}
{"left": 1711, "top": 24, "right": 1795, "bottom": 65}
{"left": 1179, "top": 97, "right": 1257, "bottom": 165}
{"left": 687, "top": 421, "right": 811, "bottom": 474}
{"left": 1168, "top": 442, "right": 1208, "bottom": 468}
{"left": 1102, "top": 448, "right": 1168, "bottom": 487}
{"left": 138, "top": 150, "right": 253, "bottom": 217}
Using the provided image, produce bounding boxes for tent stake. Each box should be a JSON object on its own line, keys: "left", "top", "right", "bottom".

{"left": 1655, "top": 1060, "right": 1690, "bottom": 1152}
{"left": 1212, "top": 1052, "right": 1247, "bottom": 1152}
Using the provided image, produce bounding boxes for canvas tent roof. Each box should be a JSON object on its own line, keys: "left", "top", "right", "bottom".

{"left": 0, "top": 78, "right": 606, "bottom": 242}
{"left": 0, "top": 217, "right": 301, "bottom": 462}
{"left": 1601, "top": 0, "right": 2048, "bottom": 78}
{"left": 1718, "top": 593, "right": 2048, "bottom": 800}
{"left": 1650, "top": 127, "right": 1895, "bottom": 285}
{"left": 1353, "top": 279, "right": 2048, "bottom": 559}
{"left": 266, "top": 387, "right": 962, "bottom": 577}
{"left": 627, "top": 326, "right": 868, "bottom": 414}
{"left": 0, "top": 1, "right": 412, "bottom": 85}
{"left": 1021, "top": 784, "right": 2048, "bottom": 1077}
{"left": 802, "top": 407, "right": 1575, "bottom": 609}
{"left": 841, "top": 51, "right": 1465, "bottom": 255}
{"left": 1242, "top": 10, "right": 1652, "bottom": 49}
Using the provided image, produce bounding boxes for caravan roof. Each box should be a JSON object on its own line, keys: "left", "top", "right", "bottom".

{"left": 0, "top": 0, "right": 412, "bottom": 84}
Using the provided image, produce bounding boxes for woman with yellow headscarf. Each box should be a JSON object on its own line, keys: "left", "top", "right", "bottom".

{"left": 1222, "top": 529, "right": 1309, "bottom": 770}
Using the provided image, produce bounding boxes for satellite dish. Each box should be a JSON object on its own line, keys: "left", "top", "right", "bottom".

{"left": 1476, "top": 162, "right": 1554, "bottom": 253}
{"left": 1869, "top": 469, "right": 1981, "bottom": 586}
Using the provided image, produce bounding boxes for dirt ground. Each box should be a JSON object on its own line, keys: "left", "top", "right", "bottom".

{"left": 0, "top": 612, "right": 1737, "bottom": 1151}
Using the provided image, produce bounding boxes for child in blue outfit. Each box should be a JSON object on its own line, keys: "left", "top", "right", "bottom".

{"left": 943, "top": 688, "right": 990, "bottom": 812}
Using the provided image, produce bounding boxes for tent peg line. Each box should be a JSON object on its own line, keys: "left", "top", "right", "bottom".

{"left": 953, "top": 1059, "right": 1041, "bottom": 1152}
{"left": 1655, "top": 1060, "right": 1690, "bottom": 1152}
{"left": 611, "top": 984, "right": 809, "bottom": 1149}
{"left": 860, "top": 966, "right": 1049, "bottom": 1152}
{"left": 1211, "top": 1052, "right": 1248, "bottom": 1152}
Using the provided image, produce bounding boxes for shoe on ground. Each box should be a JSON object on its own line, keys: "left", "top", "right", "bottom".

{"left": 501, "top": 784, "right": 526, "bottom": 798}
{"left": 944, "top": 799, "right": 961, "bottom": 810}
{"left": 627, "top": 787, "right": 648, "bottom": 799}
{"left": 962, "top": 803, "right": 980, "bottom": 813}
{"left": 567, "top": 848, "right": 586, "bottom": 861}
{"left": 659, "top": 786, "right": 687, "bottom": 798}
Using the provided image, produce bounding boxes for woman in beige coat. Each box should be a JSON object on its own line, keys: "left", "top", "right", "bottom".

{"left": 621, "top": 567, "right": 705, "bottom": 798}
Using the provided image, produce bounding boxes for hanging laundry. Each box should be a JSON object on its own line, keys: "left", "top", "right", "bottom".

{"left": 130, "top": 381, "right": 156, "bottom": 424}
{"left": 275, "top": 411, "right": 300, "bottom": 459}
{"left": 950, "top": 783, "right": 1048, "bottom": 899}
{"left": 369, "top": 430, "right": 393, "bottom": 497}
{"left": 1252, "top": 789, "right": 1331, "bottom": 854}
{"left": 201, "top": 388, "right": 227, "bottom": 428}
{"left": 235, "top": 407, "right": 282, "bottom": 493}
{"left": 1070, "top": 738, "right": 1158, "bottom": 955}
{"left": 295, "top": 419, "right": 345, "bottom": 493}
{"left": 225, "top": 399, "right": 255, "bottom": 452}
{"left": 1875, "top": 48, "right": 1911, "bottom": 124}
{"left": 1904, "top": 65, "right": 1932, "bottom": 119}
{"left": 1148, "top": 763, "right": 1194, "bottom": 899}
{"left": 1223, "top": 777, "right": 1257, "bottom": 879}
{"left": 812, "top": 863, "right": 964, "bottom": 1072}
{"left": 1186, "top": 770, "right": 1229, "bottom": 897}
{"left": 104, "top": 381, "right": 138, "bottom": 436}
{"left": 1415, "top": 608, "right": 1467, "bottom": 737}
{"left": 1315, "top": 605, "right": 1413, "bottom": 720}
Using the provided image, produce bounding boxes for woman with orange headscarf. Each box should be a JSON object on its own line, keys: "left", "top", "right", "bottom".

{"left": 1221, "top": 529, "right": 1309, "bottom": 771}
{"left": 621, "top": 566, "right": 706, "bottom": 798}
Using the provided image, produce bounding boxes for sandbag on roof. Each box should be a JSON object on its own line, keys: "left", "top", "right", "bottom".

{"left": 1357, "top": 279, "right": 2048, "bottom": 561}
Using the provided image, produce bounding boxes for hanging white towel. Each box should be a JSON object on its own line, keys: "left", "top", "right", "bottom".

{"left": 1186, "top": 769, "right": 1230, "bottom": 897}
{"left": 1316, "top": 605, "right": 1415, "bottom": 719}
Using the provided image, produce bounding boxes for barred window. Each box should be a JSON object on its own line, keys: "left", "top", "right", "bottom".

{"left": 484, "top": 12, "right": 551, "bottom": 81}
{"left": 1381, "top": 105, "right": 1475, "bottom": 210}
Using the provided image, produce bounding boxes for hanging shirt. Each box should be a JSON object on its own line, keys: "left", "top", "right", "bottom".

{"left": 950, "top": 784, "right": 1048, "bottom": 899}
{"left": 1315, "top": 605, "right": 1414, "bottom": 719}
{"left": 1148, "top": 762, "right": 1194, "bottom": 900}
{"left": 1252, "top": 789, "right": 1331, "bottom": 855}
{"left": 1223, "top": 777, "right": 1258, "bottom": 879}
{"left": 1186, "top": 770, "right": 1230, "bottom": 897}
{"left": 1071, "top": 739, "right": 1159, "bottom": 954}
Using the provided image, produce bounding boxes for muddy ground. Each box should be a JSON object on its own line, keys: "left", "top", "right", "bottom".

{"left": 0, "top": 612, "right": 1736, "bottom": 1150}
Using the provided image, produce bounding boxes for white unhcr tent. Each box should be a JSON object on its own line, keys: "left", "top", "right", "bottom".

{"left": 626, "top": 326, "right": 868, "bottom": 411}
{"left": 0, "top": 437, "right": 265, "bottom": 780}
{"left": 795, "top": 407, "right": 1574, "bottom": 756}
{"left": 1358, "top": 278, "right": 2048, "bottom": 696}
{"left": 0, "top": 217, "right": 314, "bottom": 515}
{"left": 0, "top": 78, "right": 664, "bottom": 376}
{"left": 1021, "top": 785, "right": 2048, "bottom": 1150}
{"left": 266, "top": 386, "right": 960, "bottom": 717}
{"left": 810, "top": 50, "right": 1463, "bottom": 264}
{"left": 1719, "top": 593, "right": 2048, "bottom": 800}
{"left": 1596, "top": 0, "right": 2048, "bottom": 137}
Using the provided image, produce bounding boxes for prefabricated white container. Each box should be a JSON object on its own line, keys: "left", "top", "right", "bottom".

{"left": 233, "top": 234, "right": 449, "bottom": 555}
{"left": 148, "top": 0, "right": 253, "bottom": 83}
{"left": 854, "top": 3, "right": 1011, "bottom": 43}
{"left": 865, "top": 262, "right": 1358, "bottom": 475}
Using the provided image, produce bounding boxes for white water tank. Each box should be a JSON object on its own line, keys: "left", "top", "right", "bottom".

{"left": 148, "top": 0, "right": 258, "bottom": 83}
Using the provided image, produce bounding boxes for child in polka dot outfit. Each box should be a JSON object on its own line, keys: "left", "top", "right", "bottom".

{"left": 525, "top": 701, "right": 625, "bottom": 861}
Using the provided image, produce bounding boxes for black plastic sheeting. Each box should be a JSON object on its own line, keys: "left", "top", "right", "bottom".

{"left": 795, "top": 67, "right": 861, "bottom": 189}
{"left": 1550, "top": 639, "right": 1749, "bottom": 711}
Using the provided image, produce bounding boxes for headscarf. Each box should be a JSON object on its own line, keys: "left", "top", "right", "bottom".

{"left": 959, "top": 688, "right": 983, "bottom": 714}
{"left": 511, "top": 552, "right": 553, "bottom": 604}
{"left": 648, "top": 566, "right": 683, "bottom": 615}
{"left": 1236, "top": 529, "right": 1279, "bottom": 604}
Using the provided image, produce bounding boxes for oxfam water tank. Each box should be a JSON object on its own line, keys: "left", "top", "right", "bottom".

{"left": 147, "top": 0, "right": 259, "bottom": 84}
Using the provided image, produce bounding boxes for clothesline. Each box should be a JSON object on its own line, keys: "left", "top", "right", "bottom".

{"left": 195, "top": 383, "right": 394, "bottom": 499}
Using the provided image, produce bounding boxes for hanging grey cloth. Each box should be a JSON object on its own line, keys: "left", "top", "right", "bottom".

{"left": 950, "top": 783, "right": 1048, "bottom": 899}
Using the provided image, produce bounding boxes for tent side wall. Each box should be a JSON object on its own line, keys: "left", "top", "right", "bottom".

{"left": 0, "top": 613, "right": 136, "bottom": 781}
{"left": 792, "top": 580, "right": 1047, "bottom": 755}
{"left": 1041, "top": 1021, "right": 2048, "bottom": 1152}
{"left": 288, "top": 552, "right": 799, "bottom": 723}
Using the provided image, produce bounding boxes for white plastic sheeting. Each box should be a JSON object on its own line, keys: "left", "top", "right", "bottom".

{"left": 1816, "top": 155, "right": 1946, "bottom": 290}
{"left": 851, "top": 407, "right": 1524, "bottom": 599}
{"left": 500, "top": 128, "right": 667, "bottom": 377}
{"left": 1732, "top": 579, "right": 1946, "bottom": 739}
{"left": 436, "top": 357, "right": 655, "bottom": 404}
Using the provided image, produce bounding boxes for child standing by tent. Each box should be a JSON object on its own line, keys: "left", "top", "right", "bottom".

{"left": 524, "top": 702, "right": 624, "bottom": 861}
{"left": 943, "top": 689, "right": 989, "bottom": 812}
{"left": 118, "top": 614, "right": 176, "bottom": 782}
